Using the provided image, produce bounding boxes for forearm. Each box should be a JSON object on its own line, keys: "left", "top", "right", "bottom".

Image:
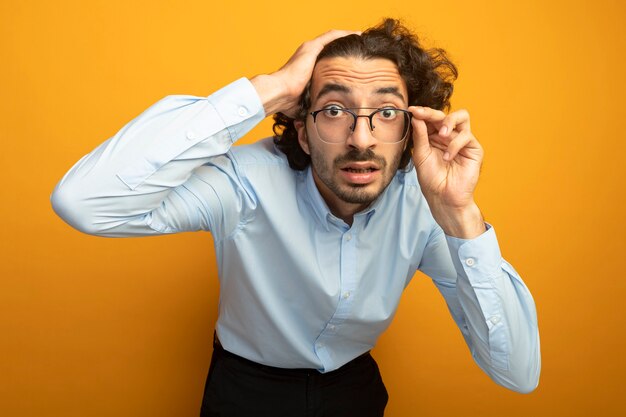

{"left": 423, "top": 225, "right": 541, "bottom": 393}
{"left": 444, "top": 227, "right": 541, "bottom": 393}
{"left": 51, "top": 78, "right": 264, "bottom": 236}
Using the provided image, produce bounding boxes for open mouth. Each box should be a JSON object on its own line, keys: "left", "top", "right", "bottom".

{"left": 342, "top": 167, "right": 379, "bottom": 173}
{"left": 339, "top": 163, "right": 381, "bottom": 184}
{"left": 340, "top": 161, "right": 381, "bottom": 172}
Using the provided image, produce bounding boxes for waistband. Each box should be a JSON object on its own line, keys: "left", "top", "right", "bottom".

{"left": 213, "top": 334, "right": 373, "bottom": 376}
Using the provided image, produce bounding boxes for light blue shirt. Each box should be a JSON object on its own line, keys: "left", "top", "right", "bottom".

{"left": 51, "top": 78, "right": 540, "bottom": 393}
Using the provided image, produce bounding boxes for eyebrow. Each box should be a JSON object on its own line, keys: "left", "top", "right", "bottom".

{"left": 316, "top": 83, "right": 351, "bottom": 101}
{"left": 375, "top": 86, "right": 405, "bottom": 101}
{"left": 315, "top": 83, "right": 406, "bottom": 102}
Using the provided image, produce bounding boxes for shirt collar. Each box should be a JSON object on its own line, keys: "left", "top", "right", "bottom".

{"left": 303, "top": 166, "right": 332, "bottom": 231}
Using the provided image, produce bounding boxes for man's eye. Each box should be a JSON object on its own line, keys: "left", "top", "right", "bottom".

{"left": 323, "top": 106, "right": 345, "bottom": 118}
{"left": 379, "top": 108, "right": 399, "bottom": 119}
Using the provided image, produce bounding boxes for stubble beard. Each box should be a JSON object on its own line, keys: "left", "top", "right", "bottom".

{"left": 309, "top": 144, "right": 403, "bottom": 206}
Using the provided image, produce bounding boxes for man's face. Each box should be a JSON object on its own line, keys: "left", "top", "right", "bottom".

{"left": 296, "top": 56, "right": 408, "bottom": 217}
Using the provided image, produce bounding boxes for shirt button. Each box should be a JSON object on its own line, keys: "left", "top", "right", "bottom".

{"left": 490, "top": 316, "right": 501, "bottom": 324}
{"left": 329, "top": 325, "right": 336, "bottom": 331}
{"left": 316, "top": 343, "right": 323, "bottom": 349}
{"left": 186, "top": 130, "right": 198, "bottom": 140}
{"left": 237, "top": 106, "right": 248, "bottom": 117}
{"left": 345, "top": 234, "right": 352, "bottom": 241}
{"left": 465, "top": 258, "right": 475, "bottom": 267}
{"left": 343, "top": 292, "right": 351, "bottom": 299}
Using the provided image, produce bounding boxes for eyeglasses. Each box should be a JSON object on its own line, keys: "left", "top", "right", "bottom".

{"left": 310, "top": 106, "right": 412, "bottom": 144}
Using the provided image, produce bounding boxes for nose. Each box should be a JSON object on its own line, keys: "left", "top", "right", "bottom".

{"left": 346, "top": 115, "right": 377, "bottom": 150}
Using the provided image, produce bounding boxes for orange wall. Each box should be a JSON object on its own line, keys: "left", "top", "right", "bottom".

{"left": 2, "top": 1, "right": 625, "bottom": 416}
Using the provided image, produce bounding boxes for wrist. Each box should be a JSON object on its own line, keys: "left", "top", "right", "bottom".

{"left": 250, "top": 73, "right": 294, "bottom": 116}
{"left": 431, "top": 202, "right": 486, "bottom": 239}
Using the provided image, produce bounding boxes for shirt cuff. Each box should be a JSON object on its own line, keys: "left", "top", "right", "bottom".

{"left": 445, "top": 223, "right": 503, "bottom": 284}
{"left": 207, "top": 77, "right": 265, "bottom": 141}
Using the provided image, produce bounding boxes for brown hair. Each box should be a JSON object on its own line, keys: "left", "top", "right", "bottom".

{"left": 273, "top": 18, "right": 458, "bottom": 170}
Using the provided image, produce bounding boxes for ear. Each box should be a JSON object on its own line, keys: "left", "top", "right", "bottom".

{"left": 295, "top": 120, "right": 311, "bottom": 155}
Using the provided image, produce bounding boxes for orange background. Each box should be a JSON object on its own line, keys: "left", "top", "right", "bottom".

{"left": 1, "top": 0, "right": 625, "bottom": 416}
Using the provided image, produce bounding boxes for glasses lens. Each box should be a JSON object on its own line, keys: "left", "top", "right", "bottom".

{"left": 314, "top": 107, "right": 354, "bottom": 143}
{"left": 371, "top": 109, "right": 410, "bottom": 143}
{"left": 313, "top": 107, "right": 410, "bottom": 144}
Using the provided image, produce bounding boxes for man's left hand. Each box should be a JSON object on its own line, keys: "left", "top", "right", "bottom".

{"left": 409, "top": 106, "right": 486, "bottom": 239}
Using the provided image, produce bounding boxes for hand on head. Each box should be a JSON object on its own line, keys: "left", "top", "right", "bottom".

{"left": 251, "top": 30, "right": 360, "bottom": 117}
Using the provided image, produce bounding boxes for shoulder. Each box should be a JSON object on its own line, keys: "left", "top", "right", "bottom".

{"left": 229, "top": 137, "right": 290, "bottom": 168}
{"left": 227, "top": 138, "right": 304, "bottom": 190}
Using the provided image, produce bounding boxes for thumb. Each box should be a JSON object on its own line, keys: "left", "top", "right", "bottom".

{"left": 411, "top": 117, "right": 431, "bottom": 166}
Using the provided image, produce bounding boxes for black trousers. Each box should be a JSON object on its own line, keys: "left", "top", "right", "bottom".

{"left": 200, "top": 339, "right": 388, "bottom": 417}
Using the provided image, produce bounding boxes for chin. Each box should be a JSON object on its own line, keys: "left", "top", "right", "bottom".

{"left": 337, "top": 183, "right": 384, "bottom": 205}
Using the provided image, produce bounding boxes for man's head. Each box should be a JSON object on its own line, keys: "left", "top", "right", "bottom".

{"left": 273, "top": 18, "right": 457, "bottom": 213}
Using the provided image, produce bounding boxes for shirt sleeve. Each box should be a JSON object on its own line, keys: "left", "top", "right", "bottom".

{"left": 51, "top": 78, "right": 265, "bottom": 237}
{"left": 418, "top": 223, "right": 541, "bottom": 393}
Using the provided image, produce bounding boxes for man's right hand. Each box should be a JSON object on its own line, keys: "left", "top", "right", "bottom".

{"left": 251, "top": 30, "right": 358, "bottom": 118}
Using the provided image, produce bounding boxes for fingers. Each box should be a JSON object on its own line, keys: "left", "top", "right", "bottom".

{"left": 297, "top": 30, "right": 361, "bottom": 58}
{"left": 438, "top": 109, "right": 470, "bottom": 137}
{"left": 409, "top": 106, "right": 446, "bottom": 137}
{"left": 313, "top": 30, "right": 361, "bottom": 48}
{"left": 409, "top": 107, "right": 479, "bottom": 162}
{"left": 409, "top": 107, "right": 469, "bottom": 132}
{"left": 438, "top": 109, "right": 475, "bottom": 160}
{"left": 444, "top": 130, "right": 476, "bottom": 161}
{"left": 281, "top": 29, "right": 360, "bottom": 79}
{"left": 410, "top": 106, "right": 447, "bottom": 122}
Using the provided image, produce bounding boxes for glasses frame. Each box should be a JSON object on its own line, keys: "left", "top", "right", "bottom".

{"left": 310, "top": 107, "right": 412, "bottom": 144}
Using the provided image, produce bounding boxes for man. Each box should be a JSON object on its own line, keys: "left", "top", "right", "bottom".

{"left": 52, "top": 19, "right": 540, "bottom": 417}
